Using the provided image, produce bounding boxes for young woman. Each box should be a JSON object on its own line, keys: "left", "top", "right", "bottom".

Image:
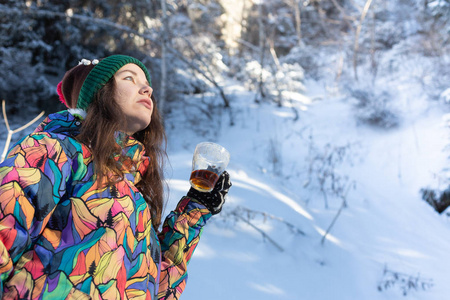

{"left": 0, "top": 55, "right": 231, "bottom": 299}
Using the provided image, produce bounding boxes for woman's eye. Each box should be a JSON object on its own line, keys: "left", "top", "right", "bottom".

{"left": 124, "top": 76, "right": 134, "bottom": 82}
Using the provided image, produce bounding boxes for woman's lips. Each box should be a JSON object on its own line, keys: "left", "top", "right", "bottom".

{"left": 137, "top": 99, "right": 152, "bottom": 110}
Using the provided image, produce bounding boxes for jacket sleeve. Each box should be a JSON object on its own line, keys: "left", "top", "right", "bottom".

{"left": 157, "top": 196, "right": 212, "bottom": 300}
{"left": 0, "top": 133, "right": 71, "bottom": 293}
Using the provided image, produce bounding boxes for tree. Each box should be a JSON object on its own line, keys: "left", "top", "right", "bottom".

{"left": 292, "top": 0, "right": 302, "bottom": 44}
{"left": 160, "top": 0, "right": 169, "bottom": 114}
{"left": 106, "top": 209, "right": 114, "bottom": 227}
{"left": 88, "top": 261, "right": 96, "bottom": 276}
{"left": 0, "top": 0, "right": 161, "bottom": 114}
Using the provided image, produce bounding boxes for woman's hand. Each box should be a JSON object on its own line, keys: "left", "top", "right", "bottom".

{"left": 187, "top": 171, "right": 232, "bottom": 215}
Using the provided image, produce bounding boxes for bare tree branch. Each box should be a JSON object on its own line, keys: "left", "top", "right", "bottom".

{"left": 231, "top": 211, "right": 285, "bottom": 252}
{"left": 0, "top": 4, "right": 231, "bottom": 108}
{"left": 321, "top": 183, "right": 353, "bottom": 245}
{"left": 329, "top": 0, "right": 357, "bottom": 22}
{"left": 1, "top": 100, "right": 45, "bottom": 163}
{"left": 175, "top": 36, "right": 231, "bottom": 108}
{"left": 234, "top": 206, "right": 306, "bottom": 236}
{"left": 353, "top": 0, "right": 374, "bottom": 80}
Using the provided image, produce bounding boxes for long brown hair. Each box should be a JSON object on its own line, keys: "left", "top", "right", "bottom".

{"left": 76, "top": 78, "right": 167, "bottom": 229}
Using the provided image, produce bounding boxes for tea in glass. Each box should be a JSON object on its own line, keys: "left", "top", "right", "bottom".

{"left": 189, "top": 142, "right": 230, "bottom": 192}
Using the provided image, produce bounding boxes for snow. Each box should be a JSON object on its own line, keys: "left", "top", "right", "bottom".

{"left": 163, "top": 75, "right": 450, "bottom": 299}
{"left": 1, "top": 71, "right": 449, "bottom": 300}
{"left": 2, "top": 22, "right": 449, "bottom": 300}
{"left": 1, "top": 74, "right": 449, "bottom": 299}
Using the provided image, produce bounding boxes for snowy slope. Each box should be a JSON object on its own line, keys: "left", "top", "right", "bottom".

{"left": 164, "top": 78, "right": 450, "bottom": 300}
{"left": 1, "top": 78, "right": 448, "bottom": 300}
{"left": 0, "top": 59, "right": 448, "bottom": 300}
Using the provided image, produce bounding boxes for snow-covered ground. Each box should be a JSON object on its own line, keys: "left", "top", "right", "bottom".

{"left": 163, "top": 75, "right": 450, "bottom": 299}
{"left": 1, "top": 56, "right": 449, "bottom": 300}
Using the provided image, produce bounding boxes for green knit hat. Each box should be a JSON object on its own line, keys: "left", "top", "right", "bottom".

{"left": 77, "top": 55, "right": 152, "bottom": 111}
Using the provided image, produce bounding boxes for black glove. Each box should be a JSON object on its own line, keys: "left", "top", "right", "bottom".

{"left": 187, "top": 171, "right": 232, "bottom": 215}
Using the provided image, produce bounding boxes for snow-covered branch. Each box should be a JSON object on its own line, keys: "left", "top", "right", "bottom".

{"left": 1, "top": 100, "right": 45, "bottom": 163}
{"left": 0, "top": 4, "right": 230, "bottom": 109}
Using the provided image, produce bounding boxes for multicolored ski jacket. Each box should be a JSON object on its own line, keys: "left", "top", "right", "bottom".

{"left": 0, "top": 110, "right": 211, "bottom": 299}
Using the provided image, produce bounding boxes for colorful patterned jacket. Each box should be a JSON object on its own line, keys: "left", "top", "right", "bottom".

{"left": 0, "top": 110, "right": 212, "bottom": 299}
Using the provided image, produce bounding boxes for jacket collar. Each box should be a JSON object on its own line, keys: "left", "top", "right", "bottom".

{"left": 114, "top": 131, "right": 150, "bottom": 184}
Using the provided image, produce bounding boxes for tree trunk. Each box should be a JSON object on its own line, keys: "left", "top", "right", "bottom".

{"left": 256, "top": 2, "right": 266, "bottom": 103}
{"left": 353, "top": 0, "right": 374, "bottom": 81}
{"left": 293, "top": 0, "right": 302, "bottom": 44}
{"left": 160, "top": 0, "right": 169, "bottom": 115}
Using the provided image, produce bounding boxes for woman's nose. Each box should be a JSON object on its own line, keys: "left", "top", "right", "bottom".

{"left": 140, "top": 84, "right": 153, "bottom": 96}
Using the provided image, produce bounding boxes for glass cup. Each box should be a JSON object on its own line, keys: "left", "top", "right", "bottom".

{"left": 189, "top": 142, "right": 230, "bottom": 192}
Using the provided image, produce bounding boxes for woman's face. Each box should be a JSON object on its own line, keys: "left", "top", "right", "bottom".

{"left": 114, "top": 63, "right": 154, "bottom": 134}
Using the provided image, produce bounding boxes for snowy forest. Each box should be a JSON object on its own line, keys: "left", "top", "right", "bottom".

{"left": 1, "top": 0, "right": 450, "bottom": 299}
